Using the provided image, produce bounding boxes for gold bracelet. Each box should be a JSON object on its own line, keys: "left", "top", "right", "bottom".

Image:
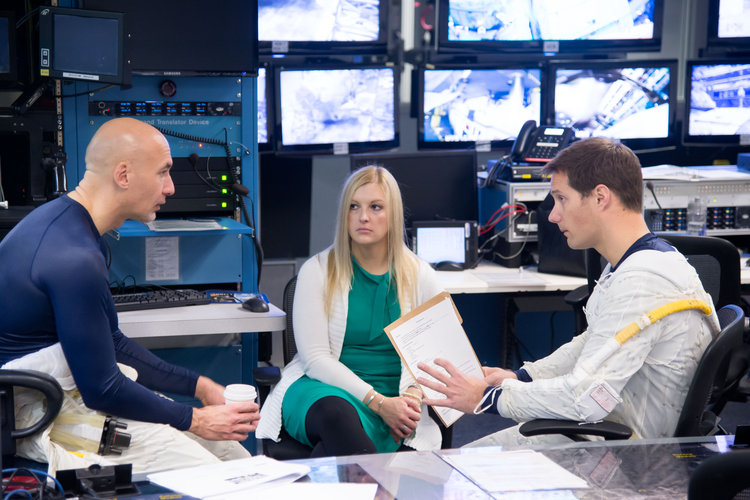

{"left": 364, "top": 391, "right": 377, "bottom": 406}
{"left": 376, "top": 396, "right": 385, "bottom": 413}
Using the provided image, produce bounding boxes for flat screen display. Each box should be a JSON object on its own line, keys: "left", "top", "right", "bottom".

{"left": 447, "top": 0, "right": 656, "bottom": 42}
{"left": 686, "top": 62, "right": 750, "bottom": 139}
{"left": 422, "top": 68, "right": 542, "bottom": 146}
{"left": 552, "top": 63, "right": 673, "bottom": 142}
{"left": 82, "top": 0, "right": 258, "bottom": 75}
{"left": 414, "top": 225, "right": 466, "bottom": 264}
{"left": 39, "top": 7, "right": 126, "bottom": 85}
{"left": 0, "top": 14, "right": 13, "bottom": 81}
{"left": 350, "top": 150, "right": 477, "bottom": 230}
{"left": 258, "top": 68, "right": 267, "bottom": 145}
{"left": 716, "top": 0, "right": 750, "bottom": 38}
{"left": 259, "top": 0, "right": 380, "bottom": 42}
{"left": 53, "top": 14, "right": 119, "bottom": 77}
{"left": 278, "top": 67, "right": 397, "bottom": 152}
{"left": 438, "top": 0, "right": 663, "bottom": 53}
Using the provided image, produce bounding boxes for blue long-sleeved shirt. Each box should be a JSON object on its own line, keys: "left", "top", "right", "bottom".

{"left": 0, "top": 196, "right": 197, "bottom": 430}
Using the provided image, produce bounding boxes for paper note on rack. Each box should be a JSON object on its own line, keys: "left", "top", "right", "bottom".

{"left": 385, "top": 291, "right": 484, "bottom": 427}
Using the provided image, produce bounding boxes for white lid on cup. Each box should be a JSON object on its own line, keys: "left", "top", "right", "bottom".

{"left": 224, "top": 384, "right": 257, "bottom": 403}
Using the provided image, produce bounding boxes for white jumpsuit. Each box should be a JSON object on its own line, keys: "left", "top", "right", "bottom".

{"left": 468, "top": 249, "right": 720, "bottom": 449}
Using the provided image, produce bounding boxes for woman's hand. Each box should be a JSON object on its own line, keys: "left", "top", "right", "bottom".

{"left": 374, "top": 395, "right": 422, "bottom": 443}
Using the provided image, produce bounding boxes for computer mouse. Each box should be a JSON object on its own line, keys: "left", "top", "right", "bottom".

{"left": 242, "top": 296, "right": 269, "bottom": 313}
{"left": 434, "top": 261, "right": 464, "bottom": 272}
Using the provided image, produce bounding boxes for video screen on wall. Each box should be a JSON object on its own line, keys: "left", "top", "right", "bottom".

{"left": 258, "top": 67, "right": 267, "bottom": 145}
{"left": 552, "top": 62, "right": 673, "bottom": 142}
{"left": 446, "top": 0, "right": 657, "bottom": 42}
{"left": 715, "top": 0, "right": 750, "bottom": 38}
{"left": 259, "top": 0, "right": 381, "bottom": 42}
{"left": 686, "top": 62, "right": 750, "bottom": 140}
{"left": 278, "top": 66, "right": 397, "bottom": 152}
{"left": 421, "top": 68, "right": 542, "bottom": 146}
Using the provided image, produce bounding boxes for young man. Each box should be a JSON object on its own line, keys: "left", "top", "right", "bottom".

{"left": 0, "top": 118, "right": 259, "bottom": 472}
{"left": 417, "top": 137, "right": 719, "bottom": 448}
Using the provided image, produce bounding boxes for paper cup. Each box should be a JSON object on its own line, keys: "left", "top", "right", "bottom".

{"left": 224, "top": 384, "right": 257, "bottom": 405}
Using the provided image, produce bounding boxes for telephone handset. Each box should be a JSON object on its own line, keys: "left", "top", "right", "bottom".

{"left": 510, "top": 120, "right": 574, "bottom": 164}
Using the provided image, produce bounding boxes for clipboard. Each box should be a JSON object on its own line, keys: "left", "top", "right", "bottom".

{"left": 384, "top": 291, "right": 484, "bottom": 427}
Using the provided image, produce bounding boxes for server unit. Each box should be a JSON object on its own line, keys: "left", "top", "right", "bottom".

{"left": 643, "top": 177, "right": 750, "bottom": 235}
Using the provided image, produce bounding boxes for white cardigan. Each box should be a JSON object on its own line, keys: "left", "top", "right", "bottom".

{"left": 256, "top": 249, "right": 444, "bottom": 450}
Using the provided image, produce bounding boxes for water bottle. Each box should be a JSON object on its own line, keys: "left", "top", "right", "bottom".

{"left": 686, "top": 197, "right": 706, "bottom": 236}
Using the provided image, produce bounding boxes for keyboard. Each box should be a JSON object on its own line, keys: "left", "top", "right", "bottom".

{"left": 112, "top": 288, "right": 211, "bottom": 312}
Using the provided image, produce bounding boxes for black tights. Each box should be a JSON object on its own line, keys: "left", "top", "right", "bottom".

{"left": 305, "top": 396, "right": 378, "bottom": 458}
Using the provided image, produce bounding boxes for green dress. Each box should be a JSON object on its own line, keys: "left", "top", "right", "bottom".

{"left": 282, "top": 258, "right": 402, "bottom": 452}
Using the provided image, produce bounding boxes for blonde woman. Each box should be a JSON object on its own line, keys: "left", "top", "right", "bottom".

{"left": 256, "top": 166, "right": 444, "bottom": 456}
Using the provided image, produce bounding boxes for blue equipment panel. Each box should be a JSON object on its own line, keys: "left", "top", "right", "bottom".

{"left": 61, "top": 75, "right": 259, "bottom": 290}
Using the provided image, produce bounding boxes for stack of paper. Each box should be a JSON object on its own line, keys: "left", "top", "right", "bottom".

{"left": 147, "top": 456, "right": 311, "bottom": 499}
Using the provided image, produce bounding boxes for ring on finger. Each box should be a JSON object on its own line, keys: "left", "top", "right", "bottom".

{"left": 401, "top": 425, "right": 409, "bottom": 433}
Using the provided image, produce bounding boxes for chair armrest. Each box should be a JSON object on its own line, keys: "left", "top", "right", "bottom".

{"left": 564, "top": 284, "right": 590, "bottom": 308}
{"left": 519, "top": 418, "right": 633, "bottom": 441}
{"left": 252, "top": 366, "right": 281, "bottom": 387}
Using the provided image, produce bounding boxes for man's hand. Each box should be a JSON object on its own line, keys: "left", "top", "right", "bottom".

{"left": 189, "top": 402, "right": 260, "bottom": 441}
{"left": 194, "top": 375, "right": 226, "bottom": 406}
{"left": 417, "top": 358, "right": 488, "bottom": 414}
{"left": 483, "top": 366, "right": 517, "bottom": 386}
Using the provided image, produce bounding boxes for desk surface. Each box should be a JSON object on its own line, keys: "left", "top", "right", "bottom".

{"left": 437, "top": 261, "right": 587, "bottom": 294}
{"left": 288, "top": 435, "right": 731, "bottom": 499}
{"left": 118, "top": 303, "right": 286, "bottom": 338}
{"left": 443, "top": 257, "right": 750, "bottom": 295}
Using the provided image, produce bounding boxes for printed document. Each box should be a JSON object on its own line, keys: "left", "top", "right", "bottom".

{"left": 442, "top": 449, "right": 589, "bottom": 493}
{"left": 147, "top": 455, "right": 310, "bottom": 499}
{"left": 385, "top": 292, "right": 484, "bottom": 427}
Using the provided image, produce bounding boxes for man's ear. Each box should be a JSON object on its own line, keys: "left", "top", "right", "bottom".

{"left": 593, "top": 184, "right": 612, "bottom": 209}
{"left": 113, "top": 162, "right": 129, "bottom": 188}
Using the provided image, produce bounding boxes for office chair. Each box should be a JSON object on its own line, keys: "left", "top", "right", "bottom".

{"left": 688, "top": 449, "right": 750, "bottom": 500}
{"left": 565, "top": 235, "right": 743, "bottom": 335}
{"left": 1, "top": 369, "right": 64, "bottom": 469}
{"left": 253, "top": 275, "right": 453, "bottom": 460}
{"left": 519, "top": 304, "right": 746, "bottom": 442}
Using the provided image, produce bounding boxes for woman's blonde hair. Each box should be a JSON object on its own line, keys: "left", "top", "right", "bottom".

{"left": 324, "top": 165, "right": 419, "bottom": 315}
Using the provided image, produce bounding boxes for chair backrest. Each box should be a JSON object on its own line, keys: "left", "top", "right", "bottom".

{"left": 282, "top": 275, "right": 299, "bottom": 365}
{"left": 688, "top": 448, "right": 750, "bottom": 500}
{"left": 674, "top": 304, "right": 745, "bottom": 437}
{"left": 659, "top": 234, "right": 742, "bottom": 310}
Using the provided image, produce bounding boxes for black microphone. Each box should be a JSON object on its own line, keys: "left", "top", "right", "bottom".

{"left": 232, "top": 183, "right": 250, "bottom": 196}
{"left": 188, "top": 153, "right": 200, "bottom": 167}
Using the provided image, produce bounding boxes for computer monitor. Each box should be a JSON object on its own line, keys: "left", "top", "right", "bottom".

{"left": 436, "top": 0, "right": 663, "bottom": 54}
{"left": 550, "top": 59, "right": 676, "bottom": 149}
{"left": 417, "top": 65, "right": 544, "bottom": 150}
{"left": 276, "top": 65, "right": 398, "bottom": 154}
{"left": 257, "top": 67, "right": 271, "bottom": 151}
{"left": 82, "top": 0, "right": 258, "bottom": 75}
{"left": 684, "top": 59, "right": 750, "bottom": 145}
{"left": 707, "top": 0, "right": 750, "bottom": 50}
{"left": 349, "top": 150, "right": 478, "bottom": 232}
{"left": 258, "top": 0, "right": 388, "bottom": 55}
{"left": 0, "top": 11, "right": 16, "bottom": 83}
{"left": 39, "top": 6, "right": 127, "bottom": 85}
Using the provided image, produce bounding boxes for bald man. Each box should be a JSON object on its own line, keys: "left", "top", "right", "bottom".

{"left": 0, "top": 118, "right": 259, "bottom": 472}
